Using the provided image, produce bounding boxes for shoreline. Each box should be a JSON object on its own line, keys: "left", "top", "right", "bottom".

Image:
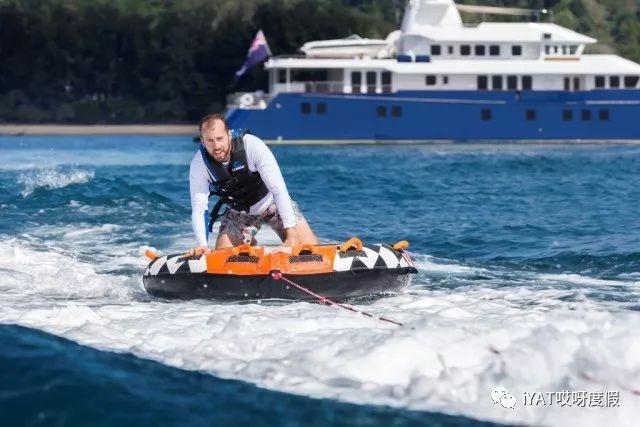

{"left": 1, "top": 124, "right": 640, "bottom": 145}
{"left": 0, "top": 124, "right": 196, "bottom": 136}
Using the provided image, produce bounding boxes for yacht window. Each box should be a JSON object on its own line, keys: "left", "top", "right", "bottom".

{"left": 564, "top": 77, "right": 570, "bottom": 91}
{"left": 581, "top": 109, "right": 591, "bottom": 121}
{"left": 544, "top": 45, "right": 550, "bottom": 55}
{"left": 609, "top": 76, "right": 620, "bottom": 88}
{"left": 301, "top": 102, "right": 311, "bottom": 114}
{"left": 563, "top": 109, "right": 573, "bottom": 121}
{"left": 543, "top": 33, "right": 552, "bottom": 39}
{"left": 624, "top": 76, "right": 639, "bottom": 88}
{"left": 477, "top": 75, "right": 488, "bottom": 90}
{"left": 278, "top": 69, "right": 287, "bottom": 84}
{"left": 553, "top": 46, "right": 559, "bottom": 54}
{"left": 291, "top": 69, "right": 327, "bottom": 82}
{"left": 425, "top": 75, "right": 437, "bottom": 86}
{"left": 492, "top": 75, "right": 503, "bottom": 90}
{"left": 522, "top": 76, "right": 532, "bottom": 90}
{"left": 489, "top": 45, "right": 500, "bottom": 56}
{"left": 431, "top": 45, "right": 441, "bottom": 56}
{"left": 561, "top": 45, "right": 568, "bottom": 55}
{"left": 573, "top": 77, "right": 580, "bottom": 91}
{"left": 377, "top": 106, "right": 386, "bottom": 117}
{"left": 366, "top": 71, "right": 376, "bottom": 92}
{"left": 443, "top": 76, "right": 449, "bottom": 84}
{"left": 461, "top": 45, "right": 471, "bottom": 56}
{"left": 526, "top": 109, "right": 536, "bottom": 121}
{"left": 448, "top": 46, "right": 454, "bottom": 54}
{"left": 316, "top": 103, "right": 327, "bottom": 115}
{"left": 507, "top": 75, "right": 517, "bottom": 90}
{"left": 512, "top": 45, "right": 522, "bottom": 56}
{"left": 351, "top": 72, "right": 362, "bottom": 92}
{"left": 569, "top": 45, "right": 577, "bottom": 54}
{"left": 599, "top": 109, "right": 610, "bottom": 121}
{"left": 392, "top": 106, "right": 402, "bottom": 117}
{"left": 595, "top": 76, "right": 605, "bottom": 88}
{"left": 475, "top": 45, "right": 486, "bottom": 56}
{"left": 481, "top": 109, "right": 492, "bottom": 121}
{"left": 366, "top": 72, "right": 376, "bottom": 84}
{"left": 381, "top": 71, "right": 392, "bottom": 93}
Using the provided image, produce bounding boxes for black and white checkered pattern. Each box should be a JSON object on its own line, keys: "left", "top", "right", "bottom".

{"left": 144, "top": 254, "right": 207, "bottom": 276}
{"left": 332, "top": 244, "right": 414, "bottom": 272}
{"left": 144, "top": 244, "right": 413, "bottom": 276}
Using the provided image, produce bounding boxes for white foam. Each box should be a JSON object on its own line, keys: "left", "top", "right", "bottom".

{"left": 412, "top": 254, "right": 488, "bottom": 276}
{"left": 18, "top": 167, "right": 95, "bottom": 196}
{"left": 539, "top": 273, "right": 640, "bottom": 288}
{"left": 0, "top": 239, "right": 638, "bottom": 426}
{"left": 0, "top": 240, "right": 138, "bottom": 299}
{"left": 21, "top": 223, "right": 146, "bottom": 273}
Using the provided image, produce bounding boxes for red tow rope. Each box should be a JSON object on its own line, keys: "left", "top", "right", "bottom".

{"left": 270, "top": 271, "right": 404, "bottom": 327}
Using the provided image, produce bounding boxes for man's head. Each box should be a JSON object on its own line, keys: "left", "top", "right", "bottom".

{"left": 199, "top": 114, "right": 231, "bottom": 162}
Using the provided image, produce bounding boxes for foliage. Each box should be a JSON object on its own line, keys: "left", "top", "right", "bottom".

{"left": 0, "top": 0, "right": 638, "bottom": 123}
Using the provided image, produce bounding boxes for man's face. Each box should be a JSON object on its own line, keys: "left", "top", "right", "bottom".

{"left": 200, "top": 119, "right": 231, "bottom": 162}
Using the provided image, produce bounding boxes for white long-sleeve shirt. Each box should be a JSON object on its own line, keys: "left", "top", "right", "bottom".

{"left": 189, "top": 134, "right": 296, "bottom": 246}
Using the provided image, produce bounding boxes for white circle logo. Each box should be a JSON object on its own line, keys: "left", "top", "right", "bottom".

{"left": 490, "top": 386, "right": 517, "bottom": 409}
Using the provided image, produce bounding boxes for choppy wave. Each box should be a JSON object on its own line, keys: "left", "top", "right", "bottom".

{"left": 0, "top": 239, "right": 638, "bottom": 426}
{"left": 2, "top": 140, "right": 640, "bottom": 425}
{"left": 538, "top": 273, "right": 640, "bottom": 288}
{"left": 0, "top": 240, "right": 138, "bottom": 300}
{"left": 491, "top": 251, "right": 640, "bottom": 278}
{"left": 17, "top": 167, "right": 95, "bottom": 197}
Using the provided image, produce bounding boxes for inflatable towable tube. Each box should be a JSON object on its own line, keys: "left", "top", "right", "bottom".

{"left": 142, "top": 238, "right": 417, "bottom": 300}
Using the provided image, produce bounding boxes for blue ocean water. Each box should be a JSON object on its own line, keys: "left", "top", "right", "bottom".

{"left": 1, "top": 136, "right": 639, "bottom": 426}
{"left": 0, "top": 325, "right": 495, "bottom": 426}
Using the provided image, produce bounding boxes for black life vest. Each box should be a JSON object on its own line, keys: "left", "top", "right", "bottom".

{"left": 199, "top": 130, "right": 269, "bottom": 231}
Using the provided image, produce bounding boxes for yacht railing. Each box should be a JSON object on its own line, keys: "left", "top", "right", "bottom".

{"left": 277, "top": 81, "right": 393, "bottom": 94}
{"left": 302, "top": 81, "right": 344, "bottom": 93}
{"left": 229, "top": 83, "right": 395, "bottom": 109}
{"left": 354, "top": 84, "right": 393, "bottom": 94}
{"left": 271, "top": 54, "right": 307, "bottom": 59}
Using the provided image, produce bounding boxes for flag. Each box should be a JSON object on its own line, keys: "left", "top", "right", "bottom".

{"left": 234, "top": 30, "right": 272, "bottom": 80}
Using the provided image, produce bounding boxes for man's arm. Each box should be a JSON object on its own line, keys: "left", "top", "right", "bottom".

{"left": 244, "top": 134, "right": 297, "bottom": 232}
{"left": 189, "top": 153, "right": 211, "bottom": 247}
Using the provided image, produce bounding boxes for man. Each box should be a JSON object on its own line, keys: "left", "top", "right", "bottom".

{"left": 189, "top": 114, "right": 317, "bottom": 254}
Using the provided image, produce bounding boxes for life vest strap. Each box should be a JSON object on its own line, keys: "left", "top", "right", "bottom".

{"left": 208, "top": 198, "right": 229, "bottom": 233}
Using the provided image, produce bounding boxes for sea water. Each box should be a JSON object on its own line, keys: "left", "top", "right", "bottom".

{"left": 0, "top": 136, "right": 639, "bottom": 426}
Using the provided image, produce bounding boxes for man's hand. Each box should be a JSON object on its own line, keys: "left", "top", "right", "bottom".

{"left": 188, "top": 246, "right": 211, "bottom": 257}
{"left": 283, "top": 227, "right": 299, "bottom": 247}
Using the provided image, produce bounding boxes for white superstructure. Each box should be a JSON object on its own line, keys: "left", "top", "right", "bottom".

{"left": 258, "top": 0, "right": 640, "bottom": 102}
{"left": 300, "top": 34, "right": 392, "bottom": 59}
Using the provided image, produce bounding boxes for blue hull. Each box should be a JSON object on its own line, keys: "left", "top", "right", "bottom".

{"left": 226, "top": 90, "right": 640, "bottom": 141}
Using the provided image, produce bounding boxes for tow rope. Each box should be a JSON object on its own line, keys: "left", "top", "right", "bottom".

{"left": 270, "top": 270, "right": 404, "bottom": 327}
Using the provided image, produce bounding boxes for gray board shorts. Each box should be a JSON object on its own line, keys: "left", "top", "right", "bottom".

{"left": 219, "top": 200, "right": 305, "bottom": 245}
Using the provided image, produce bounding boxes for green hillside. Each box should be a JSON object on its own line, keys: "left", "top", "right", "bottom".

{"left": 0, "top": 0, "right": 638, "bottom": 123}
